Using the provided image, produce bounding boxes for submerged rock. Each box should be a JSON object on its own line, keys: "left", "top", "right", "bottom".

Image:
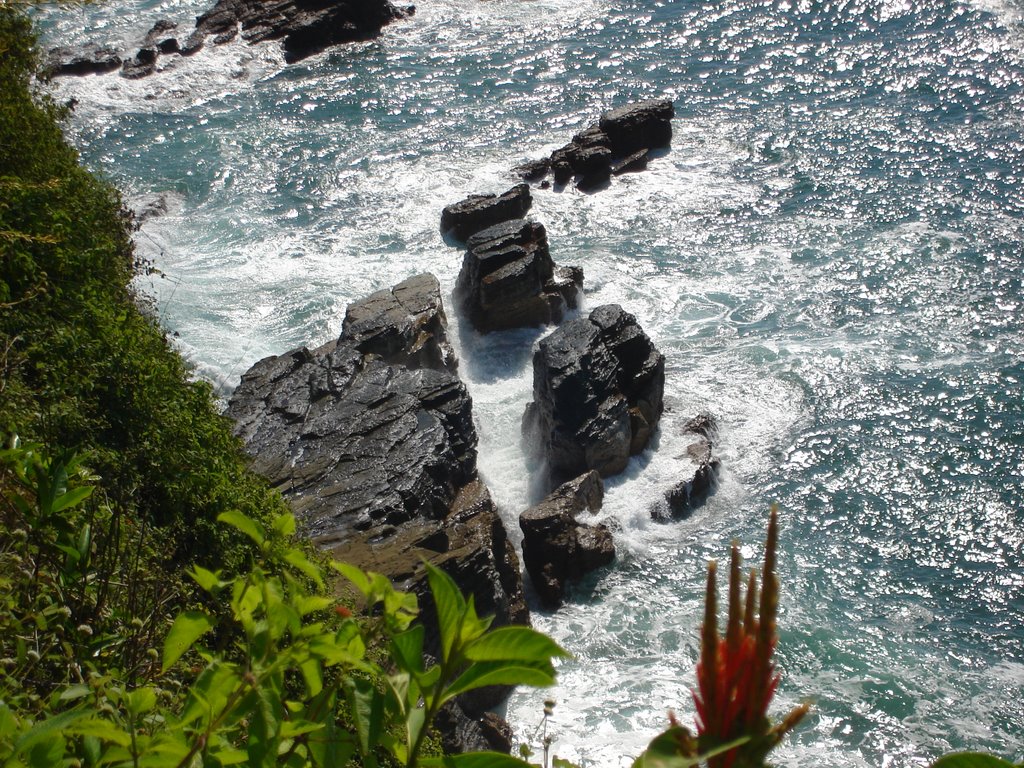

{"left": 441, "top": 184, "right": 532, "bottom": 241}
{"left": 652, "top": 414, "right": 721, "bottom": 521}
{"left": 519, "top": 471, "right": 614, "bottom": 608}
{"left": 226, "top": 273, "right": 527, "bottom": 639}
{"left": 522, "top": 304, "right": 665, "bottom": 490}
{"left": 455, "top": 219, "right": 582, "bottom": 333}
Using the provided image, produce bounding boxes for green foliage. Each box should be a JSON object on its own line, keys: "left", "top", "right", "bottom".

{"left": 0, "top": 4, "right": 287, "bottom": 581}
{"left": 0, "top": 457, "right": 566, "bottom": 768}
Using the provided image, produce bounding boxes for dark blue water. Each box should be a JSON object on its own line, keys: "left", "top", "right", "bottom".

{"left": 42, "top": 0, "right": 1024, "bottom": 764}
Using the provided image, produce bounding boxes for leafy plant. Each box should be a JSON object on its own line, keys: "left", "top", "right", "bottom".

{"left": 0, "top": 446, "right": 568, "bottom": 768}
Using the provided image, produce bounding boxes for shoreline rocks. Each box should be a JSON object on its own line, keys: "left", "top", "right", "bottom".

{"left": 455, "top": 218, "right": 582, "bottom": 334}
{"left": 441, "top": 184, "right": 532, "bottom": 242}
{"left": 512, "top": 99, "right": 674, "bottom": 192}
{"left": 522, "top": 304, "right": 665, "bottom": 491}
{"left": 519, "top": 471, "right": 614, "bottom": 608}
{"left": 652, "top": 414, "right": 721, "bottom": 521}
{"left": 226, "top": 273, "right": 527, "bottom": 639}
{"left": 46, "top": 0, "right": 413, "bottom": 79}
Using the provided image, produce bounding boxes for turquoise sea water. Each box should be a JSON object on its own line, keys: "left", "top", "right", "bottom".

{"left": 40, "top": 0, "right": 1024, "bottom": 764}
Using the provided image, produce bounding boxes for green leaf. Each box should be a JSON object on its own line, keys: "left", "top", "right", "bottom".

{"left": 272, "top": 513, "right": 297, "bottom": 538}
{"left": 14, "top": 709, "right": 89, "bottom": 755}
{"left": 161, "top": 610, "right": 216, "bottom": 671}
{"left": 553, "top": 758, "right": 582, "bottom": 768}
{"left": 283, "top": 548, "right": 324, "bottom": 589}
{"left": 632, "top": 729, "right": 750, "bottom": 768}
{"left": 932, "top": 754, "right": 1022, "bottom": 768}
{"left": 125, "top": 687, "right": 158, "bottom": 717}
{"left": 51, "top": 485, "right": 92, "bottom": 514}
{"left": 344, "top": 677, "right": 384, "bottom": 756}
{"left": 300, "top": 658, "right": 324, "bottom": 698}
{"left": 421, "top": 752, "right": 537, "bottom": 768}
{"left": 443, "top": 660, "right": 557, "bottom": 700}
{"left": 332, "top": 562, "right": 371, "bottom": 596}
{"left": 189, "top": 566, "right": 225, "bottom": 593}
{"left": 66, "top": 718, "right": 132, "bottom": 747}
{"left": 217, "top": 510, "right": 266, "bottom": 546}
{"left": 390, "top": 625, "right": 425, "bottom": 675}
{"left": 57, "top": 684, "right": 91, "bottom": 702}
{"left": 426, "top": 562, "right": 465, "bottom": 664}
{"left": 464, "top": 626, "right": 570, "bottom": 664}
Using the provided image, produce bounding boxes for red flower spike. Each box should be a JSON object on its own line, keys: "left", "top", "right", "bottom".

{"left": 689, "top": 508, "right": 807, "bottom": 768}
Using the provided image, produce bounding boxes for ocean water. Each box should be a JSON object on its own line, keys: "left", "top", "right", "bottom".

{"left": 38, "top": 0, "right": 1024, "bottom": 765}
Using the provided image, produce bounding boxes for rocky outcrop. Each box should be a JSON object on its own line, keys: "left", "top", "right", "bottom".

{"left": 44, "top": 43, "right": 122, "bottom": 78}
{"left": 522, "top": 304, "right": 664, "bottom": 490}
{"left": 46, "top": 0, "right": 412, "bottom": 79}
{"left": 441, "top": 184, "right": 532, "bottom": 242}
{"left": 512, "top": 99, "right": 674, "bottom": 191}
{"left": 342, "top": 273, "right": 458, "bottom": 373}
{"left": 185, "top": 0, "right": 414, "bottom": 63}
{"left": 652, "top": 414, "right": 721, "bottom": 521}
{"left": 519, "top": 471, "right": 614, "bottom": 608}
{"left": 226, "top": 273, "right": 527, "bottom": 636}
{"left": 455, "top": 219, "right": 582, "bottom": 333}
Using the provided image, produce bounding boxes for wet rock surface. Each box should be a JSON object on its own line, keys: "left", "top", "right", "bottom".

{"left": 512, "top": 99, "right": 674, "bottom": 191}
{"left": 652, "top": 414, "right": 721, "bottom": 521}
{"left": 519, "top": 471, "right": 614, "bottom": 608}
{"left": 44, "top": 43, "right": 123, "bottom": 77}
{"left": 46, "top": 0, "right": 412, "bottom": 78}
{"left": 441, "top": 184, "right": 532, "bottom": 242}
{"left": 342, "top": 273, "right": 458, "bottom": 373}
{"left": 226, "top": 273, "right": 527, "bottom": 638}
{"left": 455, "top": 218, "right": 582, "bottom": 333}
{"left": 187, "top": 0, "right": 414, "bottom": 63}
{"left": 522, "top": 304, "right": 665, "bottom": 490}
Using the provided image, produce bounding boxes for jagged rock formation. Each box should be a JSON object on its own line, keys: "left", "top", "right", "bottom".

{"left": 226, "top": 273, "right": 527, "bottom": 636}
{"left": 441, "top": 184, "right": 532, "bottom": 242}
{"left": 341, "top": 273, "right": 458, "bottom": 372}
{"left": 512, "top": 99, "right": 674, "bottom": 191}
{"left": 519, "top": 471, "right": 614, "bottom": 608}
{"left": 455, "top": 219, "right": 582, "bottom": 333}
{"left": 46, "top": 0, "right": 413, "bottom": 78}
{"left": 652, "top": 414, "right": 721, "bottom": 521}
{"left": 522, "top": 304, "right": 665, "bottom": 490}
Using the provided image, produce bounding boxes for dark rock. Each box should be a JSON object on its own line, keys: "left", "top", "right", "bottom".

{"left": 441, "top": 184, "right": 532, "bottom": 241}
{"left": 341, "top": 273, "right": 458, "bottom": 373}
{"left": 511, "top": 100, "right": 672, "bottom": 191}
{"left": 157, "top": 38, "right": 181, "bottom": 54}
{"left": 511, "top": 158, "right": 550, "bottom": 182}
{"left": 598, "top": 99, "right": 675, "bottom": 156}
{"left": 552, "top": 160, "right": 573, "bottom": 186}
{"left": 45, "top": 43, "right": 123, "bottom": 77}
{"left": 226, "top": 274, "right": 528, "bottom": 646}
{"left": 523, "top": 305, "right": 664, "bottom": 489}
{"left": 436, "top": 703, "right": 515, "bottom": 755}
{"left": 611, "top": 149, "right": 649, "bottom": 175}
{"left": 455, "top": 219, "right": 582, "bottom": 334}
{"left": 121, "top": 47, "right": 160, "bottom": 79}
{"left": 519, "top": 471, "right": 614, "bottom": 608}
{"left": 189, "top": 0, "right": 414, "bottom": 64}
{"left": 143, "top": 19, "right": 178, "bottom": 47}
{"left": 653, "top": 415, "right": 721, "bottom": 520}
